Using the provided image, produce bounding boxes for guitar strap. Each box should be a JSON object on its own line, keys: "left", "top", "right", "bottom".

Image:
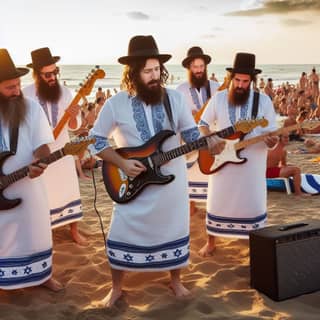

{"left": 205, "top": 80, "right": 211, "bottom": 101}
{"left": 163, "top": 89, "right": 176, "bottom": 133}
{"left": 239, "top": 90, "right": 260, "bottom": 141}
{"left": 251, "top": 91, "right": 260, "bottom": 119}
{"left": 10, "top": 125, "right": 19, "bottom": 154}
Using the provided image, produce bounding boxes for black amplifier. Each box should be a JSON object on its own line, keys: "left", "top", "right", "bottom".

{"left": 249, "top": 220, "right": 320, "bottom": 301}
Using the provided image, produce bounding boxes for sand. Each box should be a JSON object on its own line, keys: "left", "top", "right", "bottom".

{"left": 0, "top": 139, "right": 319, "bottom": 320}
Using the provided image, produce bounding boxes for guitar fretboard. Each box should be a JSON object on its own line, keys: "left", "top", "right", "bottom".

{"left": 1, "top": 149, "right": 65, "bottom": 188}
{"left": 155, "top": 126, "right": 235, "bottom": 165}
{"left": 235, "top": 124, "right": 299, "bottom": 150}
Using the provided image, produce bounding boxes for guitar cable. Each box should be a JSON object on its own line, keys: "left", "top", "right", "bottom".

{"left": 89, "top": 164, "right": 107, "bottom": 252}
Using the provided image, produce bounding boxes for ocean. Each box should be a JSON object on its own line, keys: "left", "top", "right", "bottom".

{"left": 21, "top": 64, "right": 320, "bottom": 101}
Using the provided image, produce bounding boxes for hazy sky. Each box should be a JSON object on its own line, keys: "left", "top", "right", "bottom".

{"left": 2, "top": 0, "right": 320, "bottom": 65}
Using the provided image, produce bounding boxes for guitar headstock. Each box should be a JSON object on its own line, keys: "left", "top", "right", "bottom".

{"left": 234, "top": 118, "right": 269, "bottom": 133}
{"left": 301, "top": 120, "right": 320, "bottom": 131}
{"left": 77, "top": 66, "right": 106, "bottom": 97}
{"left": 63, "top": 136, "right": 96, "bottom": 155}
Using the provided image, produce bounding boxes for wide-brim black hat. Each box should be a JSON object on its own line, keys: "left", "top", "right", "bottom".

{"left": 226, "top": 52, "right": 261, "bottom": 75}
{"left": 27, "top": 47, "right": 60, "bottom": 70}
{"left": 0, "top": 48, "right": 29, "bottom": 82}
{"left": 182, "top": 46, "right": 211, "bottom": 68}
{"left": 118, "top": 35, "right": 171, "bottom": 65}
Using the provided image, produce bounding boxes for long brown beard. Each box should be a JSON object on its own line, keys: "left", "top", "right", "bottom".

{"left": 36, "top": 76, "right": 61, "bottom": 104}
{"left": 0, "top": 93, "right": 27, "bottom": 128}
{"left": 188, "top": 69, "right": 208, "bottom": 88}
{"left": 135, "top": 79, "right": 163, "bottom": 105}
{"left": 228, "top": 84, "right": 250, "bottom": 106}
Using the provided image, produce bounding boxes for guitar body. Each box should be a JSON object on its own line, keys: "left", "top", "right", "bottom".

{"left": 198, "top": 134, "right": 246, "bottom": 174}
{"left": 0, "top": 152, "right": 22, "bottom": 210}
{"left": 0, "top": 137, "right": 94, "bottom": 211}
{"left": 102, "top": 130, "right": 175, "bottom": 203}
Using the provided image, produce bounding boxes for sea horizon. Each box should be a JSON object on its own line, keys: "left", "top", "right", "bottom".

{"left": 20, "top": 63, "right": 320, "bottom": 100}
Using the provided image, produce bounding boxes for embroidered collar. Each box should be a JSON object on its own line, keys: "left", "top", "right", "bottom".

{"left": 132, "top": 96, "right": 165, "bottom": 142}
{"left": 228, "top": 98, "right": 250, "bottom": 125}
{"left": 189, "top": 87, "right": 208, "bottom": 110}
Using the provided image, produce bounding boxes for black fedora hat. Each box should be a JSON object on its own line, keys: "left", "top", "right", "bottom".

{"left": 226, "top": 52, "right": 261, "bottom": 75}
{"left": 118, "top": 35, "right": 171, "bottom": 65}
{"left": 0, "top": 48, "right": 29, "bottom": 82}
{"left": 182, "top": 46, "right": 211, "bottom": 68}
{"left": 27, "top": 47, "right": 60, "bottom": 70}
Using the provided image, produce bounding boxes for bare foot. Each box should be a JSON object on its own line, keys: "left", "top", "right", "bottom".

{"left": 104, "top": 288, "right": 122, "bottom": 308}
{"left": 42, "top": 278, "right": 64, "bottom": 292}
{"left": 198, "top": 242, "right": 216, "bottom": 257}
{"left": 169, "top": 281, "right": 191, "bottom": 298}
{"left": 295, "top": 193, "right": 312, "bottom": 197}
{"left": 71, "top": 231, "right": 88, "bottom": 246}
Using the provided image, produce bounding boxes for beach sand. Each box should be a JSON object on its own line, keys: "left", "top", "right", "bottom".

{"left": 0, "top": 139, "right": 319, "bottom": 320}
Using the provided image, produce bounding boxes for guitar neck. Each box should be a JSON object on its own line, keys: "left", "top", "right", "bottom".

{"left": 235, "top": 124, "right": 299, "bottom": 150}
{"left": 2, "top": 149, "right": 65, "bottom": 188}
{"left": 157, "top": 126, "right": 235, "bottom": 165}
{"left": 53, "top": 94, "right": 81, "bottom": 139}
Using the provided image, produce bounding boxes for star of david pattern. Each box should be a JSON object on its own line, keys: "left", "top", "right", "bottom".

{"left": 50, "top": 199, "right": 82, "bottom": 228}
{"left": 188, "top": 181, "right": 208, "bottom": 201}
{"left": 107, "top": 236, "right": 189, "bottom": 270}
{"left": 0, "top": 249, "right": 52, "bottom": 288}
{"left": 206, "top": 212, "right": 267, "bottom": 237}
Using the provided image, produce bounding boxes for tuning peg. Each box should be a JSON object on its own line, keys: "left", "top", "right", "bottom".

{"left": 79, "top": 83, "right": 83, "bottom": 87}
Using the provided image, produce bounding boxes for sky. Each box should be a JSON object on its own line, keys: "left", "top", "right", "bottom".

{"left": 2, "top": 0, "right": 320, "bottom": 65}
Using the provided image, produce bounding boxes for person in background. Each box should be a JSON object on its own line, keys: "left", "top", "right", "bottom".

{"left": 264, "top": 78, "right": 275, "bottom": 100}
{"left": 23, "top": 47, "right": 87, "bottom": 245}
{"left": 95, "top": 86, "right": 106, "bottom": 100}
{"left": 176, "top": 46, "right": 220, "bottom": 215}
{"left": 267, "top": 134, "right": 308, "bottom": 197}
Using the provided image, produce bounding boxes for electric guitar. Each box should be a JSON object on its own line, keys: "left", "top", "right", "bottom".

{"left": 198, "top": 121, "right": 320, "bottom": 175}
{"left": 53, "top": 66, "right": 105, "bottom": 139}
{"left": 0, "top": 137, "right": 95, "bottom": 210}
{"left": 102, "top": 119, "right": 267, "bottom": 203}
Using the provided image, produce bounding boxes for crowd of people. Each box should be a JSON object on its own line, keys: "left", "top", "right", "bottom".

{"left": 0, "top": 35, "right": 319, "bottom": 308}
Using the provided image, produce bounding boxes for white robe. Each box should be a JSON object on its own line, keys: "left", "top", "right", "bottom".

{"left": 200, "top": 89, "right": 277, "bottom": 238}
{"left": 176, "top": 80, "right": 220, "bottom": 202}
{"left": 23, "top": 85, "right": 83, "bottom": 229}
{"left": 90, "top": 89, "right": 198, "bottom": 271}
{"left": 0, "top": 97, "right": 54, "bottom": 289}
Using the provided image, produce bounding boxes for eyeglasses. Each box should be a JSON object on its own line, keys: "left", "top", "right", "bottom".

{"left": 40, "top": 67, "right": 60, "bottom": 79}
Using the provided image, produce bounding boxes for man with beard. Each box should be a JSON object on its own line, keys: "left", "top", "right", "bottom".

{"left": 89, "top": 35, "right": 224, "bottom": 307}
{"left": 23, "top": 47, "right": 87, "bottom": 245}
{"left": 177, "top": 47, "right": 220, "bottom": 214}
{"left": 0, "top": 48, "right": 62, "bottom": 291}
{"left": 198, "top": 52, "right": 278, "bottom": 257}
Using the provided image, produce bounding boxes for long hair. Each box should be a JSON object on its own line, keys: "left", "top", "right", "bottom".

{"left": 120, "top": 59, "right": 169, "bottom": 95}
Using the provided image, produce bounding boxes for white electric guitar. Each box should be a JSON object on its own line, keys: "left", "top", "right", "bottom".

{"left": 198, "top": 121, "right": 320, "bottom": 175}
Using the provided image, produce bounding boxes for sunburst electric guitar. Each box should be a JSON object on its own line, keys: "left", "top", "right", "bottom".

{"left": 0, "top": 137, "right": 95, "bottom": 210}
{"left": 102, "top": 119, "right": 266, "bottom": 203}
{"left": 53, "top": 66, "right": 105, "bottom": 139}
{"left": 198, "top": 121, "right": 320, "bottom": 174}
